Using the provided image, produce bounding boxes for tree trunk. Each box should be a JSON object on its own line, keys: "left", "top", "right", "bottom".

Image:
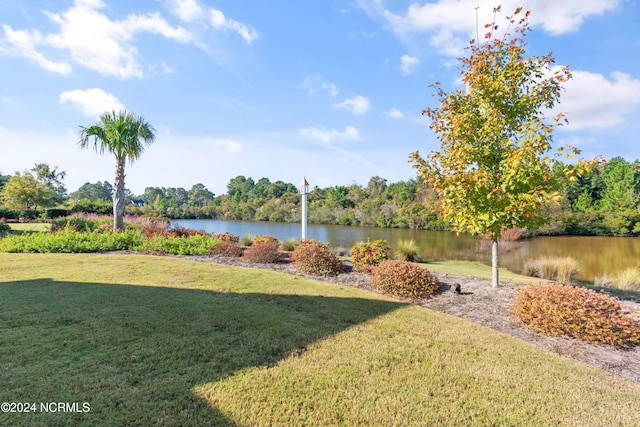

{"left": 113, "top": 157, "right": 126, "bottom": 231}
{"left": 491, "top": 238, "right": 499, "bottom": 288}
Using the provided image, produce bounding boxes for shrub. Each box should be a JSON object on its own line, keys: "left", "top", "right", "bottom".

{"left": 242, "top": 242, "right": 283, "bottom": 263}
{"left": 371, "top": 260, "right": 439, "bottom": 300}
{"left": 0, "top": 229, "right": 144, "bottom": 253}
{"left": 510, "top": 284, "right": 640, "bottom": 348}
{"left": 395, "top": 239, "right": 420, "bottom": 262}
{"left": 253, "top": 235, "right": 279, "bottom": 245}
{"left": 210, "top": 240, "right": 244, "bottom": 257}
{"left": 136, "top": 234, "right": 218, "bottom": 255}
{"left": 167, "top": 225, "right": 199, "bottom": 237}
{"left": 291, "top": 241, "right": 343, "bottom": 276}
{"left": 141, "top": 222, "right": 169, "bottom": 238}
{"left": 349, "top": 239, "right": 390, "bottom": 273}
{"left": 522, "top": 256, "right": 579, "bottom": 284}
{"left": 0, "top": 222, "right": 10, "bottom": 233}
{"left": 212, "top": 232, "right": 239, "bottom": 243}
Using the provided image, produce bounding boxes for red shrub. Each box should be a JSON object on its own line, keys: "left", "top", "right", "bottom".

{"left": 291, "top": 241, "right": 343, "bottom": 276}
{"left": 210, "top": 240, "right": 243, "bottom": 257}
{"left": 510, "top": 284, "right": 640, "bottom": 348}
{"left": 371, "top": 260, "right": 439, "bottom": 300}
{"left": 242, "top": 242, "right": 283, "bottom": 263}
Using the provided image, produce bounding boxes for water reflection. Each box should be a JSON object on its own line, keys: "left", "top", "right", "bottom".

{"left": 172, "top": 219, "right": 640, "bottom": 282}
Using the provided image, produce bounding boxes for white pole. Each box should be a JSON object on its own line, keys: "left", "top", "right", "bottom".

{"left": 301, "top": 177, "right": 308, "bottom": 240}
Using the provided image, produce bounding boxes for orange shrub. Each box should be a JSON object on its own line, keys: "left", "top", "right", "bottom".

{"left": 371, "top": 260, "right": 439, "bottom": 300}
{"left": 291, "top": 241, "right": 343, "bottom": 276}
{"left": 241, "top": 242, "right": 283, "bottom": 263}
{"left": 510, "top": 284, "right": 640, "bottom": 348}
{"left": 210, "top": 240, "right": 243, "bottom": 257}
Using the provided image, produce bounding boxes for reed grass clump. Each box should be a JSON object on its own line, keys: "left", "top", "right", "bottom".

{"left": 394, "top": 239, "right": 421, "bottom": 262}
{"left": 595, "top": 267, "right": 640, "bottom": 291}
{"left": 522, "top": 256, "right": 579, "bottom": 284}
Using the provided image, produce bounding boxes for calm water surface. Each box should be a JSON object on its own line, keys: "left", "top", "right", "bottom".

{"left": 172, "top": 219, "right": 640, "bottom": 282}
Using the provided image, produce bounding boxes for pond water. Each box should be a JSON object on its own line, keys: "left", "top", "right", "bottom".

{"left": 172, "top": 219, "right": 640, "bottom": 282}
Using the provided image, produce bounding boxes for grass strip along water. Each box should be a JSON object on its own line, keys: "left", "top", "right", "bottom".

{"left": 0, "top": 253, "right": 639, "bottom": 426}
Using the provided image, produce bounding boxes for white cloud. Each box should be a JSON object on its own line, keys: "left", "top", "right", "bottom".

{"left": 210, "top": 138, "right": 244, "bottom": 154}
{"left": 384, "top": 108, "right": 404, "bottom": 119}
{"left": 209, "top": 9, "right": 258, "bottom": 43}
{"left": 59, "top": 88, "right": 125, "bottom": 118}
{"left": 299, "top": 74, "right": 339, "bottom": 97}
{"left": 400, "top": 54, "right": 419, "bottom": 74}
{"left": 300, "top": 126, "right": 361, "bottom": 143}
{"left": 2, "top": 25, "right": 72, "bottom": 74}
{"left": 360, "top": 0, "right": 621, "bottom": 56}
{"left": 168, "top": 0, "right": 204, "bottom": 22}
{"left": 557, "top": 69, "right": 640, "bottom": 130}
{"left": 1, "top": 0, "right": 193, "bottom": 79}
{"left": 333, "top": 95, "right": 371, "bottom": 115}
{"left": 167, "top": 0, "right": 258, "bottom": 44}
{"left": 160, "top": 61, "right": 175, "bottom": 74}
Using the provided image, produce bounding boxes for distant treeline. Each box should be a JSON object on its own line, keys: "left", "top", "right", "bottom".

{"left": 3, "top": 156, "right": 640, "bottom": 236}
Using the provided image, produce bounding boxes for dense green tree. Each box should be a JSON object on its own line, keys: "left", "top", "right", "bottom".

{"left": 599, "top": 157, "right": 640, "bottom": 211}
{"left": 31, "top": 163, "right": 67, "bottom": 205}
{"left": 188, "top": 183, "right": 215, "bottom": 208}
{"left": 78, "top": 110, "right": 156, "bottom": 231}
{"left": 70, "top": 181, "right": 113, "bottom": 201}
{"left": 411, "top": 7, "right": 578, "bottom": 287}
{"left": 0, "top": 171, "right": 10, "bottom": 192}
{"left": 0, "top": 172, "right": 48, "bottom": 209}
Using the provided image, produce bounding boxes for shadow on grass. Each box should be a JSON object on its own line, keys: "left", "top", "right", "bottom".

{"left": 0, "top": 278, "right": 405, "bottom": 426}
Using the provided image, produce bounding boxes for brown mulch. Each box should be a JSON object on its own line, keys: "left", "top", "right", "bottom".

{"left": 163, "top": 253, "right": 640, "bottom": 384}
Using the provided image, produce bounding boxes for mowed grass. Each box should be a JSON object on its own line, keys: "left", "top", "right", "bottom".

{"left": 0, "top": 254, "right": 638, "bottom": 426}
{"left": 7, "top": 223, "right": 51, "bottom": 232}
{"left": 425, "top": 260, "right": 548, "bottom": 285}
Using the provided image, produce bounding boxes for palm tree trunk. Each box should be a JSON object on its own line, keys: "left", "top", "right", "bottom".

{"left": 491, "top": 238, "right": 499, "bottom": 288}
{"left": 113, "top": 157, "right": 126, "bottom": 231}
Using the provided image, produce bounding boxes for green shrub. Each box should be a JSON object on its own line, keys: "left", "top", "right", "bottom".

{"left": 510, "top": 284, "right": 640, "bottom": 348}
{"left": 51, "top": 213, "right": 110, "bottom": 232}
{"left": 0, "top": 229, "right": 144, "bottom": 253}
{"left": 291, "top": 241, "right": 343, "bottom": 276}
{"left": 371, "top": 260, "right": 439, "bottom": 300}
{"left": 349, "top": 239, "right": 390, "bottom": 273}
{"left": 136, "top": 234, "right": 218, "bottom": 256}
{"left": 522, "top": 256, "right": 579, "bottom": 284}
{"left": 395, "top": 239, "right": 420, "bottom": 262}
{"left": 210, "top": 240, "right": 244, "bottom": 257}
{"left": 242, "top": 242, "right": 283, "bottom": 263}
{"left": 0, "top": 222, "right": 10, "bottom": 233}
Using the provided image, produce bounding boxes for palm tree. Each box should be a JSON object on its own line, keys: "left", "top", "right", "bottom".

{"left": 78, "top": 110, "right": 156, "bottom": 231}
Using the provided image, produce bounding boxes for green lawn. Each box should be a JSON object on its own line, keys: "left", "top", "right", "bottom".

{"left": 0, "top": 253, "right": 638, "bottom": 426}
{"left": 7, "top": 223, "right": 51, "bottom": 232}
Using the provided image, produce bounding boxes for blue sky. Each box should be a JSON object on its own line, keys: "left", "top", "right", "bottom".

{"left": 1, "top": 0, "right": 639, "bottom": 195}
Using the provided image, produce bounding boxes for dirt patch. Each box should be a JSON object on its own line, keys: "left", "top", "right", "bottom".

{"left": 164, "top": 253, "right": 640, "bottom": 384}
